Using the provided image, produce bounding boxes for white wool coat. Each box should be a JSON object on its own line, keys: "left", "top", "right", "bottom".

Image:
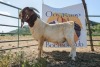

{"left": 29, "top": 18, "right": 75, "bottom": 44}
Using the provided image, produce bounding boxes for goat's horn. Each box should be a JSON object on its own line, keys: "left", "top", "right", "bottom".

{"left": 30, "top": 7, "right": 39, "bottom": 13}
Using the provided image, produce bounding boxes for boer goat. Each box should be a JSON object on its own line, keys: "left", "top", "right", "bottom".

{"left": 19, "top": 7, "right": 76, "bottom": 60}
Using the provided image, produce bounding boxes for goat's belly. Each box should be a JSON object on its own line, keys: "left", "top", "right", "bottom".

{"left": 45, "top": 37, "right": 66, "bottom": 43}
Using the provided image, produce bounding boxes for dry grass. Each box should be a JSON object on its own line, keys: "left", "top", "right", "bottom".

{"left": 0, "top": 35, "right": 100, "bottom": 67}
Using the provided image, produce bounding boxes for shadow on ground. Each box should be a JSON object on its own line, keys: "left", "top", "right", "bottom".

{"left": 43, "top": 51, "right": 100, "bottom": 67}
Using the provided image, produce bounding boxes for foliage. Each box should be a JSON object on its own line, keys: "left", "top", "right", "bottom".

{"left": 9, "top": 25, "right": 31, "bottom": 36}
{"left": 90, "top": 23, "right": 100, "bottom": 36}
{"left": 87, "top": 20, "right": 100, "bottom": 36}
{"left": 0, "top": 50, "right": 47, "bottom": 67}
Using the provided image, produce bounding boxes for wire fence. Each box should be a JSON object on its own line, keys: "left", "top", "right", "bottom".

{"left": 0, "top": 1, "right": 100, "bottom": 51}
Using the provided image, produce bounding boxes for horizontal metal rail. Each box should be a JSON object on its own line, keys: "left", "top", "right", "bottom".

{"left": 0, "top": 13, "right": 19, "bottom": 19}
{"left": 0, "top": 33, "right": 31, "bottom": 35}
{"left": 0, "top": 24, "right": 29, "bottom": 29}
{"left": 0, "top": 39, "right": 99, "bottom": 43}
{"left": 0, "top": 44, "right": 37, "bottom": 51}
{"left": 0, "top": 24, "right": 19, "bottom": 27}
{"left": 0, "top": 33, "right": 16, "bottom": 34}
{"left": 89, "top": 15, "right": 100, "bottom": 17}
{"left": 0, "top": 39, "right": 34, "bottom": 43}
{"left": 87, "top": 40, "right": 100, "bottom": 41}
{"left": 88, "top": 45, "right": 100, "bottom": 46}
{"left": 0, "top": 44, "right": 100, "bottom": 51}
{"left": 0, "top": 1, "right": 21, "bottom": 10}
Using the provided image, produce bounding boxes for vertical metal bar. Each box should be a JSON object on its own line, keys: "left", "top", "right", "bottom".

{"left": 82, "top": 0, "right": 94, "bottom": 51}
{"left": 18, "top": 9, "right": 20, "bottom": 47}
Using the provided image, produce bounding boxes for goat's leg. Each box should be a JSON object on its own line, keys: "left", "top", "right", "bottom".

{"left": 38, "top": 39, "right": 44, "bottom": 59}
{"left": 66, "top": 38, "right": 76, "bottom": 61}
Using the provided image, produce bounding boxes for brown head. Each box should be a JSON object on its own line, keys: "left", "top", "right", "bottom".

{"left": 19, "top": 7, "right": 39, "bottom": 28}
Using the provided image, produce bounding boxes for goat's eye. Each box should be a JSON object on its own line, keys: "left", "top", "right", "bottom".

{"left": 25, "top": 15, "right": 29, "bottom": 19}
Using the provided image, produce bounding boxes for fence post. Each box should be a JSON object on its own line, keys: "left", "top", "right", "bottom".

{"left": 18, "top": 9, "right": 20, "bottom": 47}
{"left": 82, "top": 0, "right": 94, "bottom": 51}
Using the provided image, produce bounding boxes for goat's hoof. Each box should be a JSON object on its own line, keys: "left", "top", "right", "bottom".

{"left": 72, "top": 57, "right": 76, "bottom": 61}
{"left": 35, "top": 56, "right": 41, "bottom": 60}
{"left": 35, "top": 57, "right": 39, "bottom": 60}
{"left": 69, "top": 54, "right": 72, "bottom": 57}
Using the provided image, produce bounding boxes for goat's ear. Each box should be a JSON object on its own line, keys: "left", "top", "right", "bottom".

{"left": 21, "top": 20, "right": 24, "bottom": 28}
{"left": 19, "top": 11, "right": 24, "bottom": 28}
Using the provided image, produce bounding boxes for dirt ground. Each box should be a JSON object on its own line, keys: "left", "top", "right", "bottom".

{"left": 0, "top": 36, "right": 100, "bottom": 67}
{"left": 44, "top": 46, "right": 100, "bottom": 67}
{"left": 2, "top": 46, "right": 100, "bottom": 67}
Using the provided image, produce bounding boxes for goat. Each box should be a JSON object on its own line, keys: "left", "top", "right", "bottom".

{"left": 19, "top": 7, "right": 76, "bottom": 60}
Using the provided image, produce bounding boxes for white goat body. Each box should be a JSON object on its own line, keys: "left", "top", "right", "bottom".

{"left": 19, "top": 7, "right": 76, "bottom": 60}
{"left": 29, "top": 18, "right": 76, "bottom": 60}
{"left": 30, "top": 18, "right": 74, "bottom": 43}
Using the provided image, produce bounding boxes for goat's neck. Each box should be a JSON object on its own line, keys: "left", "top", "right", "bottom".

{"left": 29, "top": 18, "right": 46, "bottom": 36}
{"left": 27, "top": 14, "right": 37, "bottom": 27}
{"left": 34, "top": 18, "right": 47, "bottom": 28}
